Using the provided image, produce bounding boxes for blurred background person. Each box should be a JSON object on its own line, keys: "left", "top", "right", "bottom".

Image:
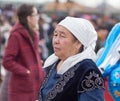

{"left": 95, "top": 24, "right": 109, "bottom": 53}
{"left": 2, "top": 4, "right": 45, "bottom": 101}
{"left": 0, "top": 15, "right": 12, "bottom": 101}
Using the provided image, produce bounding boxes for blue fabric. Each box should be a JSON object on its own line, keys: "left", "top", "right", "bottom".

{"left": 41, "top": 63, "right": 104, "bottom": 101}
{"left": 96, "top": 23, "right": 120, "bottom": 101}
{"left": 96, "top": 23, "right": 120, "bottom": 66}
{"left": 108, "top": 66, "right": 120, "bottom": 101}
{"left": 96, "top": 23, "right": 120, "bottom": 77}
{"left": 108, "top": 82, "right": 120, "bottom": 101}
{"left": 41, "top": 67, "right": 61, "bottom": 101}
{"left": 79, "top": 89, "right": 104, "bottom": 101}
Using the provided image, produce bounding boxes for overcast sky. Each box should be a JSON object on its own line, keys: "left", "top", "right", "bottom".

{"left": 1, "top": 0, "right": 120, "bottom": 9}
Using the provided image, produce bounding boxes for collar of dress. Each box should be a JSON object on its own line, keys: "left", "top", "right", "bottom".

{"left": 43, "top": 46, "right": 97, "bottom": 74}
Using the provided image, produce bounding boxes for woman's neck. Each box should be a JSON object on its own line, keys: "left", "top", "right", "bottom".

{"left": 57, "top": 60, "right": 64, "bottom": 72}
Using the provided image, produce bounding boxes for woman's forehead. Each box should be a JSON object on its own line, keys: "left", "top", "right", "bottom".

{"left": 55, "top": 25, "right": 77, "bottom": 40}
{"left": 55, "top": 25, "right": 72, "bottom": 34}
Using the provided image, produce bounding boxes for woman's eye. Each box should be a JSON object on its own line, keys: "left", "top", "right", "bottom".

{"left": 60, "top": 34, "right": 66, "bottom": 38}
{"left": 53, "top": 31, "right": 57, "bottom": 36}
{"left": 53, "top": 32, "right": 66, "bottom": 38}
{"left": 53, "top": 34, "right": 57, "bottom": 37}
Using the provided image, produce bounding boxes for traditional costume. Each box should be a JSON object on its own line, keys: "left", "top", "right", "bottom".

{"left": 96, "top": 23, "right": 120, "bottom": 101}
{"left": 38, "top": 16, "right": 104, "bottom": 101}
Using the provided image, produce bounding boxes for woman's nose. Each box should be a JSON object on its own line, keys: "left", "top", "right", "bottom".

{"left": 53, "top": 36, "right": 60, "bottom": 43}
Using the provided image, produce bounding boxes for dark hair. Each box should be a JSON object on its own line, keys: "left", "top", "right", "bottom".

{"left": 17, "top": 4, "right": 36, "bottom": 40}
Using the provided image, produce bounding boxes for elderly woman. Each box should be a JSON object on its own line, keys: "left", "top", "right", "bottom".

{"left": 38, "top": 16, "right": 104, "bottom": 101}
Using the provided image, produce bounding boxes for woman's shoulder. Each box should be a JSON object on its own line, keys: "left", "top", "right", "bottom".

{"left": 78, "top": 59, "right": 97, "bottom": 69}
{"left": 77, "top": 60, "right": 104, "bottom": 93}
{"left": 75, "top": 59, "right": 102, "bottom": 75}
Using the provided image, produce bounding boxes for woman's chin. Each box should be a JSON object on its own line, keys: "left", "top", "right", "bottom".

{"left": 54, "top": 52, "right": 60, "bottom": 57}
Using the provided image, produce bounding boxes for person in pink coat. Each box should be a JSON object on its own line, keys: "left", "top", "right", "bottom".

{"left": 2, "top": 4, "right": 45, "bottom": 101}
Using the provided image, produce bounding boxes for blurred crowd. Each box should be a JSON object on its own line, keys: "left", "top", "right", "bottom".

{"left": 0, "top": 3, "right": 119, "bottom": 77}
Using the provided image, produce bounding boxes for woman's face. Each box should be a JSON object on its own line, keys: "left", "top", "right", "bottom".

{"left": 53, "top": 25, "right": 81, "bottom": 61}
{"left": 27, "top": 7, "right": 39, "bottom": 30}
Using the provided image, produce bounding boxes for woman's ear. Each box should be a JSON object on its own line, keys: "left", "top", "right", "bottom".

{"left": 27, "top": 16, "right": 31, "bottom": 23}
{"left": 76, "top": 41, "right": 81, "bottom": 50}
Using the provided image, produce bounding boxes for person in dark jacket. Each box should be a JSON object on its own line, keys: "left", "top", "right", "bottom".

{"left": 38, "top": 16, "right": 104, "bottom": 101}
{"left": 2, "top": 4, "right": 45, "bottom": 101}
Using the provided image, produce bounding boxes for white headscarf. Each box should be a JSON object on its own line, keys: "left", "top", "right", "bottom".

{"left": 43, "top": 16, "right": 98, "bottom": 74}
{"left": 58, "top": 16, "right": 97, "bottom": 50}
